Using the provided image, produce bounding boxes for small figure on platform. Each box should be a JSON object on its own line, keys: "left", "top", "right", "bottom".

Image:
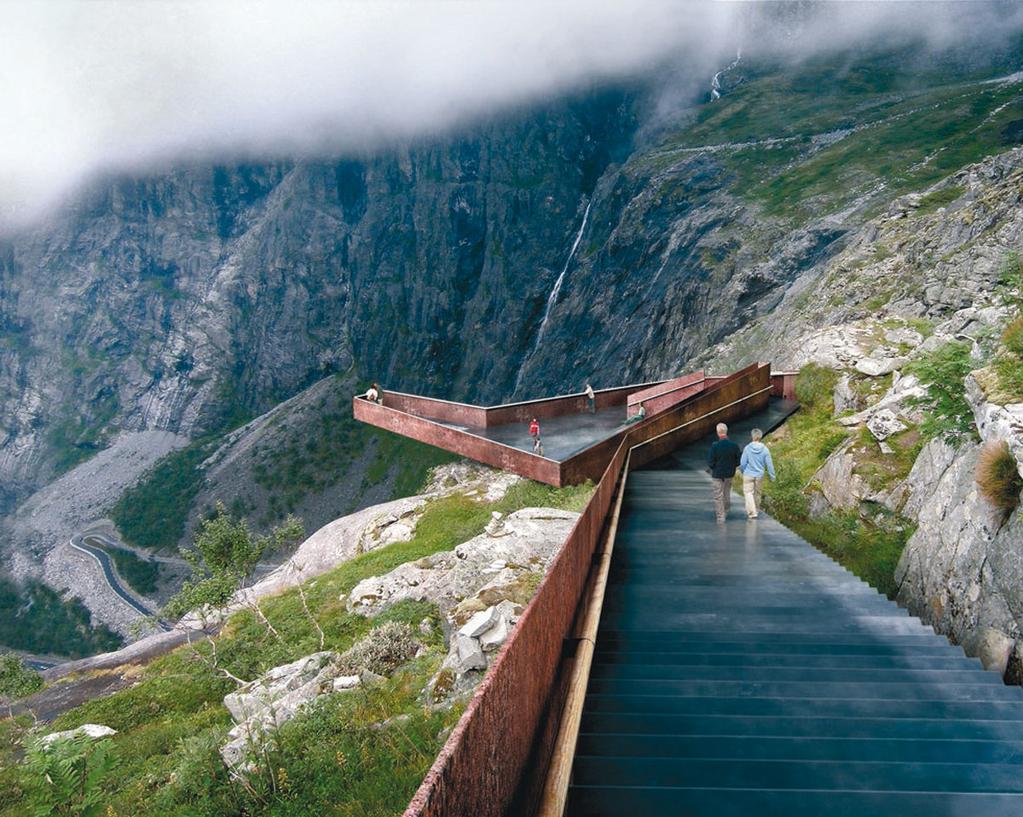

{"left": 529, "top": 417, "right": 544, "bottom": 456}
{"left": 624, "top": 402, "right": 647, "bottom": 425}
{"left": 740, "top": 428, "right": 775, "bottom": 520}
{"left": 363, "top": 383, "right": 382, "bottom": 404}
{"left": 584, "top": 382, "right": 596, "bottom": 414}
{"left": 707, "top": 422, "right": 741, "bottom": 524}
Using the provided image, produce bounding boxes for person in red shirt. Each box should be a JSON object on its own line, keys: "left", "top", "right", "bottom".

{"left": 528, "top": 418, "right": 543, "bottom": 455}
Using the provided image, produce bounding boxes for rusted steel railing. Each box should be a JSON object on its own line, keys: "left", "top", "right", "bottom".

{"left": 625, "top": 370, "right": 705, "bottom": 417}
{"left": 353, "top": 398, "right": 562, "bottom": 485}
{"left": 402, "top": 363, "right": 773, "bottom": 817}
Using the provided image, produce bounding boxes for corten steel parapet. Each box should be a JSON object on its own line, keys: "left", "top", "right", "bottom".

{"left": 625, "top": 370, "right": 706, "bottom": 417}
{"left": 353, "top": 398, "right": 562, "bottom": 485}
{"left": 400, "top": 362, "right": 777, "bottom": 817}
{"left": 771, "top": 370, "right": 799, "bottom": 401}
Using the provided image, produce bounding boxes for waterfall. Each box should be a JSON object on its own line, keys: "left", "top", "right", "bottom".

{"left": 711, "top": 48, "right": 742, "bottom": 101}
{"left": 512, "top": 198, "right": 592, "bottom": 396}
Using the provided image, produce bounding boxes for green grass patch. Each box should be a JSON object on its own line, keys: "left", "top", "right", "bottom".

{"left": 0, "top": 578, "right": 122, "bottom": 657}
{"left": 905, "top": 340, "right": 979, "bottom": 443}
{"left": 914, "top": 185, "right": 965, "bottom": 215}
{"left": 758, "top": 365, "right": 915, "bottom": 598}
{"left": 112, "top": 438, "right": 215, "bottom": 552}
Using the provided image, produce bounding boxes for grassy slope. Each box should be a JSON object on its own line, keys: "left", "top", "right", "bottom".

{"left": 0, "top": 479, "right": 592, "bottom": 817}
{"left": 643, "top": 49, "right": 1023, "bottom": 224}
{"left": 754, "top": 366, "right": 917, "bottom": 597}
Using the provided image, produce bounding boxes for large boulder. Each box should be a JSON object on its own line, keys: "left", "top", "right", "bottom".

{"left": 346, "top": 508, "right": 578, "bottom": 618}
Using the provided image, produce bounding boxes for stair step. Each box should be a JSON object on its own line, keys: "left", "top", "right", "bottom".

{"left": 586, "top": 664, "right": 1003, "bottom": 685}
{"left": 590, "top": 650, "right": 982, "bottom": 670}
{"left": 582, "top": 694, "right": 1023, "bottom": 720}
{"left": 570, "top": 756, "right": 1023, "bottom": 791}
{"left": 586, "top": 677, "right": 1023, "bottom": 701}
{"left": 579, "top": 713, "right": 1023, "bottom": 740}
{"left": 566, "top": 786, "right": 1023, "bottom": 817}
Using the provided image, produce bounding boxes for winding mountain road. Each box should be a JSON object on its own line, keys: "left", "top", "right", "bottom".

{"left": 69, "top": 534, "right": 171, "bottom": 629}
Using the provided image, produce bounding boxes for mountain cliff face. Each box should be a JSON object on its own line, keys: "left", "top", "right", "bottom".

{"left": 3, "top": 38, "right": 1023, "bottom": 650}
{"left": 0, "top": 90, "right": 637, "bottom": 514}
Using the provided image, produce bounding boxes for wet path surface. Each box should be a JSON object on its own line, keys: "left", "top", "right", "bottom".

{"left": 436, "top": 405, "right": 630, "bottom": 461}
{"left": 566, "top": 400, "right": 1023, "bottom": 816}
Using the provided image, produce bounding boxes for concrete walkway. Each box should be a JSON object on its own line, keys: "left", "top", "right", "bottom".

{"left": 566, "top": 401, "right": 1023, "bottom": 816}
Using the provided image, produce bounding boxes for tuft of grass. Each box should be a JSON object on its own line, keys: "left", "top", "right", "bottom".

{"left": 794, "top": 363, "right": 839, "bottom": 410}
{"left": 905, "top": 340, "right": 978, "bottom": 443}
{"left": 976, "top": 440, "right": 1023, "bottom": 514}
{"left": 913, "top": 185, "right": 964, "bottom": 215}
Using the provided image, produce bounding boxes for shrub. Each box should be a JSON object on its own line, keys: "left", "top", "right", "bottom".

{"left": 1002, "top": 317, "right": 1023, "bottom": 358}
{"left": 794, "top": 363, "right": 838, "bottom": 410}
{"left": 0, "top": 653, "right": 43, "bottom": 701}
{"left": 24, "top": 734, "right": 118, "bottom": 817}
{"left": 906, "top": 340, "right": 977, "bottom": 443}
{"left": 976, "top": 440, "right": 1023, "bottom": 514}
{"left": 336, "top": 622, "right": 420, "bottom": 677}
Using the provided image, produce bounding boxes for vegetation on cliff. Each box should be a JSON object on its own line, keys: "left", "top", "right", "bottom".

{"left": 0, "top": 478, "right": 591, "bottom": 817}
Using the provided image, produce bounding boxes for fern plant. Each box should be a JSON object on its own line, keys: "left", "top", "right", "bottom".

{"left": 24, "top": 734, "right": 117, "bottom": 817}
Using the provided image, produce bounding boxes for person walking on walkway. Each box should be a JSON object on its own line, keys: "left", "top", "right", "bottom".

{"left": 584, "top": 382, "right": 596, "bottom": 414}
{"left": 740, "top": 427, "right": 776, "bottom": 519}
{"left": 707, "top": 422, "right": 741, "bottom": 524}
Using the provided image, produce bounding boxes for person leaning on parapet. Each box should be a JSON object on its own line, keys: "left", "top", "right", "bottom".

{"left": 707, "top": 422, "right": 741, "bottom": 524}
{"left": 740, "top": 428, "right": 776, "bottom": 520}
{"left": 584, "top": 382, "right": 596, "bottom": 414}
{"left": 624, "top": 402, "right": 646, "bottom": 425}
{"left": 363, "top": 383, "right": 383, "bottom": 404}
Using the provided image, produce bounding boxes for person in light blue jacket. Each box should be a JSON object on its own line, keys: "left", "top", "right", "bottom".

{"left": 740, "top": 428, "right": 775, "bottom": 519}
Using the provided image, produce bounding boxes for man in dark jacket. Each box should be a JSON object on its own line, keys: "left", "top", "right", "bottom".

{"left": 707, "top": 422, "right": 741, "bottom": 523}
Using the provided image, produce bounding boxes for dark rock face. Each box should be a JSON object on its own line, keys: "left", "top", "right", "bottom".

{"left": 0, "top": 91, "right": 642, "bottom": 510}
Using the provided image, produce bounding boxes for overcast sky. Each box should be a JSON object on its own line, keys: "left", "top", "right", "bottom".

{"left": 1, "top": 1, "right": 1020, "bottom": 225}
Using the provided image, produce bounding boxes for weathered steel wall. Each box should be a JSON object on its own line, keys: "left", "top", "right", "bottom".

{"left": 771, "top": 371, "right": 798, "bottom": 401}
{"left": 353, "top": 398, "right": 561, "bottom": 485}
{"left": 626, "top": 371, "right": 705, "bottom": 417}
{"left": 381, "top": 391, "right": 489, "bottom": 427}
{"left": 484, "top": 382, "right": 662, "bottom": 426}
{"left": 403, "top": 437, "right": 630, "bottom": 817}
{"left": 630, "top": 364, "right": 772, "bottom": 469}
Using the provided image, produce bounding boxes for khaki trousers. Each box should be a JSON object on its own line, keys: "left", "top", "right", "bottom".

{"left": 711, "top": 478, "right": 732, "bottom": 522}
{"left": 743, "top": 476, "right": 764, "bottom": 518}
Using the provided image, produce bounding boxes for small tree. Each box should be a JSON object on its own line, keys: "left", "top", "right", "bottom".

{"left": 906, "top": 341, "right": 977, "bottom": 444}
{"left": 163, "top": 504, "right": 304, "bottom": 622}
{"left": 0, "top": 653, "right": 43, "bottom": 701}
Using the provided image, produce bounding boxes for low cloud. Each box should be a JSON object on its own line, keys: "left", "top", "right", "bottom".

{"left": 1, "top": 1, "right": 1020, "bottom": 225}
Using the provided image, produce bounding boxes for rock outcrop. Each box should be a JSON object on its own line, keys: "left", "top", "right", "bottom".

{"left": 896, "top": 381, "right": 1023, "bottom": 678}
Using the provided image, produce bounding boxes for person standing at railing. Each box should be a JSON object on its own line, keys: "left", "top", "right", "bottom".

{"left": 584, "top": 382, "right": 596, "bottom": 414}
{"left": 740, "top": 427, "right": 775, "bottom": 520}
{"left": 707, "top": 422, "right": 741, "bottom": 524}
{"left": 363, "top": 383, "right": 383, "bottom": 404}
